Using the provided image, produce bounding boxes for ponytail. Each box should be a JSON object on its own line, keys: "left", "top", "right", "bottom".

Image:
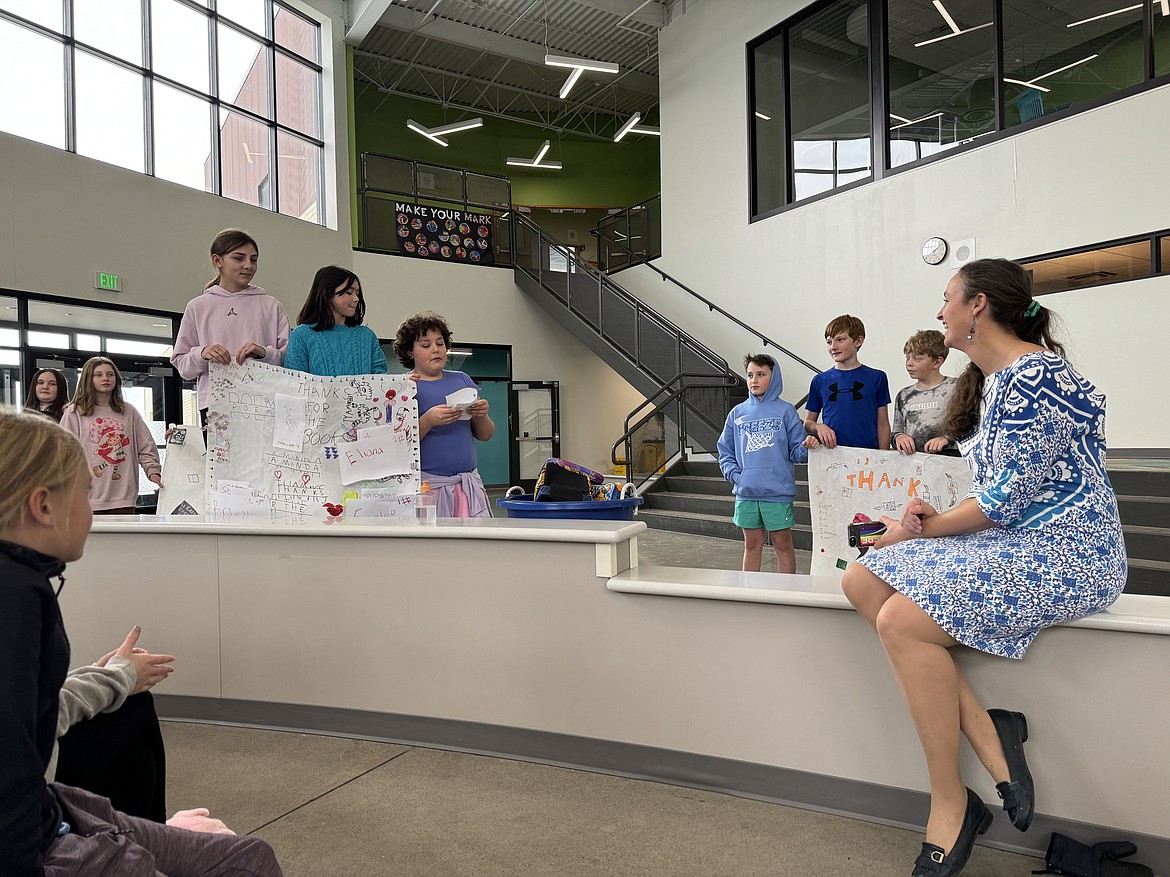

{"left": 940, "top": 259, "right": 1066, "bottom": 441}
{"left": 207, "top": 229, "right": 259, "bottom": 289}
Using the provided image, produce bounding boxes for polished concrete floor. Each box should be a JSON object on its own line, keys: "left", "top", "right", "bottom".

{"left": 163, "top": 721, "right": 1040, "bottom": 876}
{"left": 158, "top": 527, "right": 1042, "bottom": 876}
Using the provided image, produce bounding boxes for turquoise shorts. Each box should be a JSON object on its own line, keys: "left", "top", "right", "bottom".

{"left": 733, "top": 500, "right": 795, "bottom": 532}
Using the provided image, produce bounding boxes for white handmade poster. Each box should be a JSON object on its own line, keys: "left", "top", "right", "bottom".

{"left": 205, "top": 361, "right": 420, "bottom": 523}
{"left": 156, "top": 425, "right": 207, "bottom": 516}
{"left": 808, "top": 446, "right": 972, "bottom": 578}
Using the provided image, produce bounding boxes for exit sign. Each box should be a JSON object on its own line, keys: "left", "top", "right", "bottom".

{"left": 94, "top": 272, "right": 122, "bottom": 292}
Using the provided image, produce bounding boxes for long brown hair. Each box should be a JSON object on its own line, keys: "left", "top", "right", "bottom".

{"left": 941, "top": 259, "right": 1066, "bottom": 441}
{"left": 206, "top": 228, "right": 259, "bottom": 289}
{"left": 70, "top": 357, "right": 126, "bottom": 416}
{"left": 23, "top": 368, "right": 69, "bottom": 421}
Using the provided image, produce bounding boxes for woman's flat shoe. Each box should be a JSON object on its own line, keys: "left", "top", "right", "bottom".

{"left": 911, "top": 788, "right": 993, "bottom": 876}
{"left": 988, "top": 708, "right": 1034, "bottom": 831}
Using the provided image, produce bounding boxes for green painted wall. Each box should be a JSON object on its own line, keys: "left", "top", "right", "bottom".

{"left": 353, "top": 88, "right": 661, "bottom": 208}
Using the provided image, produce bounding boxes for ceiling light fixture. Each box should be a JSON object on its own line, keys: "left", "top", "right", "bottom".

{"left": 890, "top": 110, "right": 946, "bottom": 129}
{"left": 544, "top": 53, "right": 619, "bottom": 100}
{"left": 1066, "top": 3, "right": 1141, "bottom": 26}
{"left": 613, "top": 113, "right": 661, "bottom": 142}
{"left": 914, "top": 0, "right": 993, "bottom": 47}
{"left": 755, "top": 111, "right": 772, "bottom": 120}
{"left": 406, "top": 117, "right": 484, "bottom": 147}
{"left": 506, "top": 140, "right": 562, "bottom": 169}
{"left": 1004, "top": 54, "right": 1099, "bottom": 93}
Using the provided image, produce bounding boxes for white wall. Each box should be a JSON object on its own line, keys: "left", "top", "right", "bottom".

{"left": 658, "top": 0, "right": 1169, "bottom": 448}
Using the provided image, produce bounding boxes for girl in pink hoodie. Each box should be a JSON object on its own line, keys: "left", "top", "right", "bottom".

{"left": 171, "top": 229, "right": 290, "bottom": 413}
{"left": 60, "top": 357, "right": 163, "bottom": 514}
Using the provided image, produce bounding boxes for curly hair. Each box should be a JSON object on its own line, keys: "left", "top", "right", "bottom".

{"left": 903, "top": 330, "right": 948, "bottom": 361}
{"left": 392, "top": 311, "right": 452, "bottom": 368}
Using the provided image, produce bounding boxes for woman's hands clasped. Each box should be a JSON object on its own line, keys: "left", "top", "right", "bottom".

{"left": 873, "top": 499, "right": 938, "bottom": 550}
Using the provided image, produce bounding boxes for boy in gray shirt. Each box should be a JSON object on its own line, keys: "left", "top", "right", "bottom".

{"left": 891, "top": 330, "right": 958, "bottom": 455}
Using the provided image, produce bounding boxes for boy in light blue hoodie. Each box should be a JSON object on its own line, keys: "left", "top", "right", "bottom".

{"left": 717, "top": 354, "right": 819, "bottom": 573}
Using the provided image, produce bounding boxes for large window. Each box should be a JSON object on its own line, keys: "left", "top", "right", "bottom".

{"left": 750, "top": 0, "right": 1170, "bottom": 217}
{"left": 0, "top": 0, "right": 325, "bottom": 224}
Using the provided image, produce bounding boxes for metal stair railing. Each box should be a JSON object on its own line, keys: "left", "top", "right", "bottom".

{"left": 512, "top": 213, "right": 735, "bottom": 405}
{"left": 595, "top": 194, "right": 661, "bottom": 273}
{"left": 610, "top": 372, "right": 742, "bottom": 489}
{"left": 594, "top": 195, "right": 820, "bottom": 409}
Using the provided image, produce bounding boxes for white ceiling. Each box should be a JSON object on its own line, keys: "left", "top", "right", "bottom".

{"left": 349, "top": 0, "right": 694, "bottom": 141}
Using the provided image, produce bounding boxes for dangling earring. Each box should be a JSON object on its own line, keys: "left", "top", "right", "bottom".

{"left": 966, "top": 318, "right": 976, "bottom": 341}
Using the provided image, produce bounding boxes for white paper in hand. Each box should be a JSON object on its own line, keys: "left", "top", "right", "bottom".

{"left": 445, "top": 386, "right": 478, "bottom": 420}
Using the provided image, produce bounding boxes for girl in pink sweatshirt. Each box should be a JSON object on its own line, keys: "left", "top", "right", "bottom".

{"left": 170, "top": 229, "right": 290, "bottom": 412}
{"left": 60, "top": 357, "right": 163, "bottom": 514}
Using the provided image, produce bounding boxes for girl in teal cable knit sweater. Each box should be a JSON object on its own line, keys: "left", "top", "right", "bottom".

{"left": 285, "top": 266, "right": 387, "bottom": 377}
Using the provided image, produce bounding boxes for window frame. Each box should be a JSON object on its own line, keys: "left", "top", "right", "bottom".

{"left": 0, "top": 0, "right": 326, "bottom": 225}
{"left": 748, "top": 0, "right": 1170, "bottom": 222}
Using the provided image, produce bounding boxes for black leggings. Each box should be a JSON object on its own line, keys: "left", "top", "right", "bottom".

{"left": 54, "top": 692, "right": 167, "bottom": 823}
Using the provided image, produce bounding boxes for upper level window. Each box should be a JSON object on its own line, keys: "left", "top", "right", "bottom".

{"left": 0, "top": 0, "right": 326, "bottom": 225}
{"left": 750, "top": 0, "right": 1170, "bottom": 219}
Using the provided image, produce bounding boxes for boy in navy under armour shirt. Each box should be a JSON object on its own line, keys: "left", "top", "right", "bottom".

{"left": 803, "top": 314, "right": 891, "bottom": 450}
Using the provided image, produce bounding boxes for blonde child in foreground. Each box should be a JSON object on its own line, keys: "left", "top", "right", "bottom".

{"left": 0, "top": 409, "right": 283, "bottom": 875}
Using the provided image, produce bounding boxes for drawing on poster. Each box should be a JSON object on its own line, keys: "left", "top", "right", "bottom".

{"left": 157, "top": 425, "right": 207, "bottom": 516}
{"left": 204, "top": 361, "right": 420, "bottom": 523}
{"left": 807, "top": 446, "right": 972, "bottom": 578}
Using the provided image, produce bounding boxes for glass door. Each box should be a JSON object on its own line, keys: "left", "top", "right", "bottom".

{"left": 509, "top": 381, "right": 559, "bottom": 493}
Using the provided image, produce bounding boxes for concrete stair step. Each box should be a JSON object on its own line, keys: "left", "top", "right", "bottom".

{"left": 1106, "top": 467, "right": 1170, "bottom": 498}
{"left": 1115, "top": 495, "right": 1170, "bottom": 528}
{"left": 1120, "top": 523, "right": 1170, "bottom": 558}
{"left": 640, "top": 508, "right": 813, "bottom": 548}
{"left": 643, "top": 491, "right": 811, "bottom": 521}
{"left": 1125, "top": 558, "right": 1170, "bottom": 597}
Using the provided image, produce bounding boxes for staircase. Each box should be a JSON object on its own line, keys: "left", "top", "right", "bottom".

{"left": 641, "top": 458, "right": 1170, "bottom": 598}
{"left": 511, "top": 213, "right": 742, "bottom": 457}
{"left": 639, "top": 460, "right": 814, "bottom": 551}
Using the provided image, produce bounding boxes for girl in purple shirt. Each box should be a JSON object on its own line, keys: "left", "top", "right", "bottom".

{"left": 393, "top": 312, "right": 494, "bottom": 517}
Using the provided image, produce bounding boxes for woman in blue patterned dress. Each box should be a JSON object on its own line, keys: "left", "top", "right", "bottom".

{"left": 841, "top": 258, "right": 1126, "bottom": 877}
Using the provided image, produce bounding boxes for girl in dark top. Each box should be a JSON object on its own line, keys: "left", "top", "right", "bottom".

{"left": 23, "top": 368, "right": 69, "bottom": 422}
{"left": 0, "top": 408, "right": 283, "bottom": 876}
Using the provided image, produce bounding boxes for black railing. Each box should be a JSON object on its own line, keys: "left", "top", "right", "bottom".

{"left": 611, "top": 373, "right": 742, "bottom": 489}
{"left": 358, "top": 152, "right": 515, "bottom": 266}
{"left": 512, "top": 213, "right": 730, "bottom": 388}
{"left": 595, "top": 194, "right": 661, "bottom": 273}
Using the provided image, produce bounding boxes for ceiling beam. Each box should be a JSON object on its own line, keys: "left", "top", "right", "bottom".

{"left": 568, "top": 0, "right": 666, "bottom": 29}
{"left": 360, "top": 6, "right": 660, "bottom": 96}
{"left": 346, "top": 0, "right": 395, "bottom": 45}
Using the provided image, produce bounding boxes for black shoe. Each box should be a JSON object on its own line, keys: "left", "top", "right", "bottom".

{"left": 988, "top": 708, "right": 1034, "bottom": 831}
{"left": 910, "top": 788, "right": 993, "bottom": 876}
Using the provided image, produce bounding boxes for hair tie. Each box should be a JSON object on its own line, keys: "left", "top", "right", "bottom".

{"left": 1024, "top": 300, "right": 1041, "bottom": 318}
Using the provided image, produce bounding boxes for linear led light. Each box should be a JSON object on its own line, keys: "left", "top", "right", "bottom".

{"left": 407, "top": 120, "right": 449, "bottom": 146}
{"left": 545, "top": 53, "right": 618, "bottom": 100}
{"left": 613, "top": 113, "right": 659, "bottom": 142}
{"left": 889, "top": 112, "right": 912, "bottom": 124}
{"left": 890, "top": 110, "right": 945, "bottom": 129}
{"left": 1004, "top": 54, "right": 1099, "bottom": 93}
{"left": 406, "top": 117, "right": 484, "bottom": 147}
{"left": 559, "top": 68, "right": 584, "bottom": 100}
{"left": 755, "top": 111, "right": 772, "bottom": 120}
{"left": 506, "top": 140, "right": 563, "bottom": 169}
{"left": 1067, "top": 3, "right": 1141, "bottom": 26}
{"left": 914, "top": 0, "right": 993, "bottom": 47}
{"left": 544, "top": 54, "right": 620, "bottom": 74}
{"left": 1003, "top": 77, "right": 1051, "bottom": 93}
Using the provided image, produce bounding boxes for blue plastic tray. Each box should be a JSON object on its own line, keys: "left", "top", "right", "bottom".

{"left": 496, "top": 494, "right": 643, "bottom": 520}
